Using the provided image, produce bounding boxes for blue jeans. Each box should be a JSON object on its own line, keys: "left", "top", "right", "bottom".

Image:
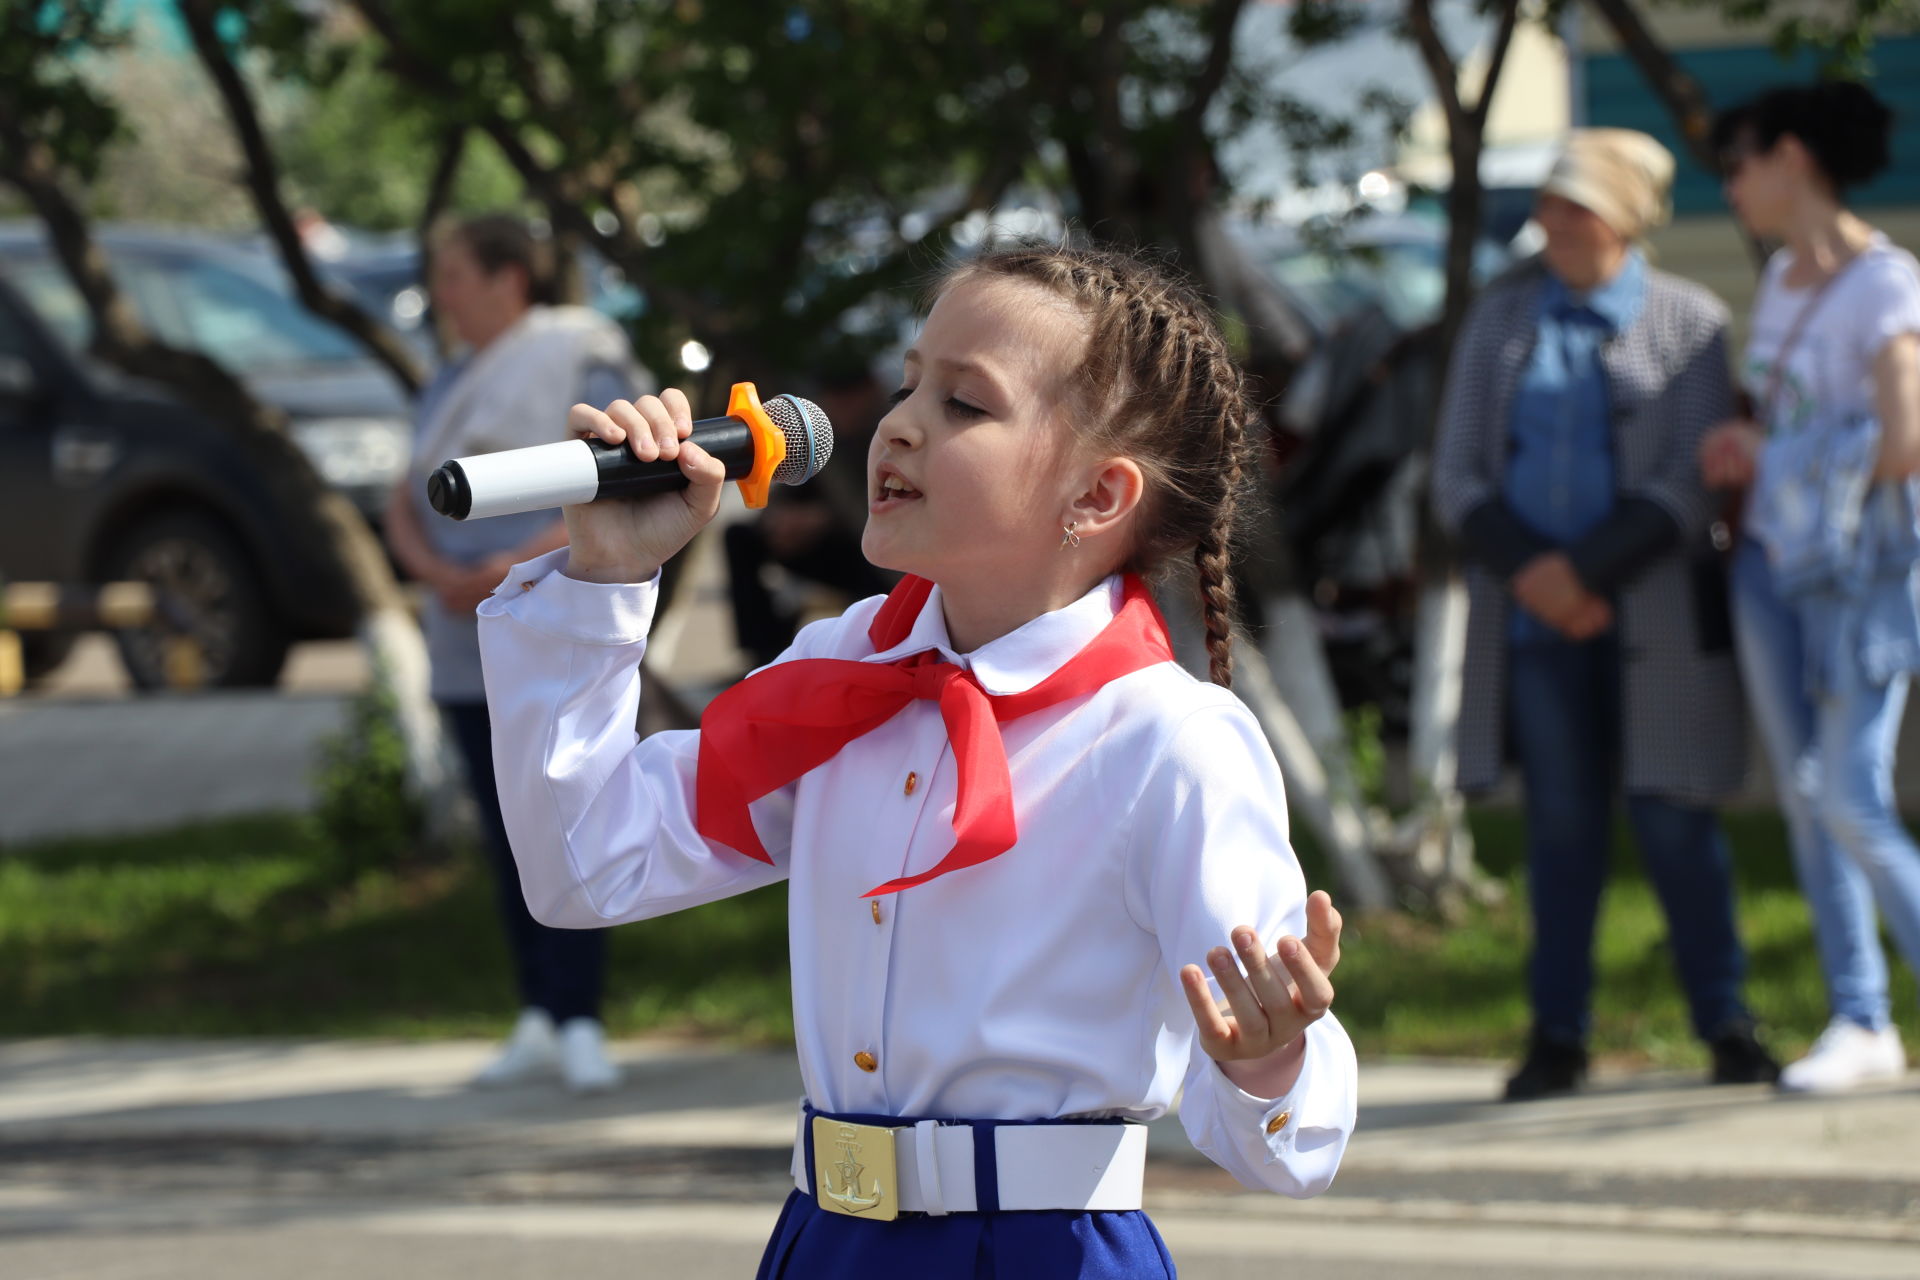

{"left": 1730, "top": 540, "right": 1920, "bottom": 1030}
{"left": 1507, "top": 634, "right": 1750, "bottom": 1044}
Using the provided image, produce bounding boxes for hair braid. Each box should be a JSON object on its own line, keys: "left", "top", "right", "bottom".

{"left": 1192, "top": 341, "right": 1249, "bottom": 687}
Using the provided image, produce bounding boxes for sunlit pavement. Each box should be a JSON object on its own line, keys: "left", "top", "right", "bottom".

{"left": 2, "top": 1038, "right": 1916, "bottom": 1278}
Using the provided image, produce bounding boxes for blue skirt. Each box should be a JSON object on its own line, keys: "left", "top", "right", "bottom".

{"left": 757, "top": 1106, "right": 1177, "bottom": 1279}
{"left": 755, "top": 1190, "right": 1177, "bottom": 1279}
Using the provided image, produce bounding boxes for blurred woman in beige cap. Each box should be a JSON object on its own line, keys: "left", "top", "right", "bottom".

{"left": 1431, "top": 128, "right": 1777, "bottom": 1101}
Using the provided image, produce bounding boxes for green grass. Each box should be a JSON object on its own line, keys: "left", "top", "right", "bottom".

{"left": 0, "top": 815, "right": 792, "bottom": 1042}
{"left": 1317, "top": 809, "right": 1920, "bottom": 1068}
{"left": 1, "top": 809, "right": 1915, "bottom": 1067}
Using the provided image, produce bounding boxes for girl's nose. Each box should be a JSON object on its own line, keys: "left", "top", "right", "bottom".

{"left": 879, "top": 404, "right": 920, "bottom": 450}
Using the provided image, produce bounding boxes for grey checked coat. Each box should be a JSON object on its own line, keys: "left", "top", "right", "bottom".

{"left": 1429, "top": 257, "right": 1748, "bottom": 803}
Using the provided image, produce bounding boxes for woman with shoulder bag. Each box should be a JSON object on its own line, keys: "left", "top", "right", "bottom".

{"left": 1702, "top": 81, "right": 1920, "bottom": 1093}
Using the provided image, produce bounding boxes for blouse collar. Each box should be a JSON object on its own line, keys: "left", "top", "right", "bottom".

{"left": 865, "top": 575, "right": 1127, "bottom": 696}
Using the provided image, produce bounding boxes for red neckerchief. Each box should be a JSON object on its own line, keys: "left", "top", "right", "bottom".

{"left": 694, "top": 573, "right": 1174, "bottom": 896}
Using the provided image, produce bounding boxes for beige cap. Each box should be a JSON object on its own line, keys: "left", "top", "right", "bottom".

{"left": 1540, "top": 128, "right": 1675, "bottom": 240}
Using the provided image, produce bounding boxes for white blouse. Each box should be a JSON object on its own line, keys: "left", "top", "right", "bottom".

{"left": 477, "top": 550, "right": 1357, "bottom": 1196}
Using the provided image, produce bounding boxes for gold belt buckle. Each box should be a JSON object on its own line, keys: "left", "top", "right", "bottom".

{"left": 811, "top": 1117, "right": 901, "bottom": 1221}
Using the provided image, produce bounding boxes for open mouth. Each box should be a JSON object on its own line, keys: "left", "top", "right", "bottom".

{"left": 872, "top": 473, "right": 923, "bottom": 505}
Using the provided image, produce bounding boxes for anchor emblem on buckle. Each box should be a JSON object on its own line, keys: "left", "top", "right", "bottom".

{"left": 812, "top": 1118, "right": 899, "bottom": 1221}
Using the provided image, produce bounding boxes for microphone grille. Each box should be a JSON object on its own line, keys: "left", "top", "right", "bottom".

{"left": 763, "top": 394, "right": 834, "bottom": 486}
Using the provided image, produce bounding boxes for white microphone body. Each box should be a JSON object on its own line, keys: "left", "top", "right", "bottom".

{"left": 453, "top": 440, "right": 602, "bottom": 520}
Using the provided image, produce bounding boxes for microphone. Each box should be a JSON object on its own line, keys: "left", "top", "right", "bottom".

{"left": 426, "top": 382, "right": 833, "bottom": 520}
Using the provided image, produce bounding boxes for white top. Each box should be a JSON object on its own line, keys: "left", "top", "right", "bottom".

{"left": 477, "top": 552, "right": 1358, "bottom": 1197}
{"left": 1744, "top": 234, "right": 1920, "bottom": 437}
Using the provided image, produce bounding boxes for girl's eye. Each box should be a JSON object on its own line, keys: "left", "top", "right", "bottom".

{"left": 945, "top": 396, "right": 986, "bottom": 420}
{"left": 887, "top": 386, "right": 913, "bottom": 407}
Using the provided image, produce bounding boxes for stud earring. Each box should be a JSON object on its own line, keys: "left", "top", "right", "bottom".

{"left": 1061, "top": 521, "right": 1081, "bottom": 549}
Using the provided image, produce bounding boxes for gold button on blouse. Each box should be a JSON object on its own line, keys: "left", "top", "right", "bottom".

{"left": 870, "top": 900, "right": 883, "bottom": 925}
{"left": 904, "top": 771, "right": 918, "bottom": 796}
{"left": 854, "top": 1051, "right": 879, "bottom": 1073}
{"left": 1264, "top": 1110, "right": 1292, "bottom": 1136}
{"left": 520, "top": 580, "right": 534, "bottom": 591}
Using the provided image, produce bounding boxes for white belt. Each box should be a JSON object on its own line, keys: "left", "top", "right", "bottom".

{"left": 794, "top": 1107, "right": 1148, "bottom": 1218}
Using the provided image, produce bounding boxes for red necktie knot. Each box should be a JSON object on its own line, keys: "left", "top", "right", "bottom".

{"left": 901, "top": 652, "right": 969, "bottom": 703}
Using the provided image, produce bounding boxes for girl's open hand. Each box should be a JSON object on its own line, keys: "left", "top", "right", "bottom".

{"left": 1181, "top": 890, "right": 1342, "bottom": 1079}
{"left": 561, "top": 389, "right": 728, "bottom": 584}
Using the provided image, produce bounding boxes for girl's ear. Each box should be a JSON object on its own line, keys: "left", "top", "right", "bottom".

{"left": 1065, "top": 455, "right": 1146, "bottom": 543}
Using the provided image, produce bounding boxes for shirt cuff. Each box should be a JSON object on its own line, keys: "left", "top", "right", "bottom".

{"left": 475, "top": 547, "right": 662, "bottom": 644}
{"left": 1207, "top": 1015, "right": 1354, "bottom": 1165}
{"left": 1459, "top": 499, "right": 1552, "bottom": 578}
{"left": 1564, "top": 496, "right": 1682, "bottom": 593}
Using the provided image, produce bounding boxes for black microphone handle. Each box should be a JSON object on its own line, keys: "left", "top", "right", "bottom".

{"left": 588, "top": 416, "right": 756, "bottom": 499}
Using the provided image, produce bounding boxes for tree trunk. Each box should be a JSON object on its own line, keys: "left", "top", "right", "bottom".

{"left": 1393, "top": 0, "right": 1522, "bottom": 906}
{"left": 178, "top": 0, "right": 424, "bottom": 393}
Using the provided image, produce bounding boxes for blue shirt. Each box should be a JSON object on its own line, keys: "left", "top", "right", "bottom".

{"left": 1503, "top": 251, "right": 1646, "bottom": 642}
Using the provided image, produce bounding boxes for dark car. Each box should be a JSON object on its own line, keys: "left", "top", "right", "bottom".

{"left": 0, "top": 225, "right": 414, "bottom": 523}
{"left": 0, "top": 227, "right": 399, "bottom": 688}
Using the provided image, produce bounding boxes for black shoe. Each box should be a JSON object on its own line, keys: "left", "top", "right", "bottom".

{"left": 1503, "top": 1034, "right": 1588, "bottom": 1102}
{"left": 1708, "top": 1023, "right": 1782, "bottom": 1085}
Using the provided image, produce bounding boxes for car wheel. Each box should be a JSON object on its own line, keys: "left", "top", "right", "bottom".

{"left": 101, "top": 510, "right": 291, "bottom": 689}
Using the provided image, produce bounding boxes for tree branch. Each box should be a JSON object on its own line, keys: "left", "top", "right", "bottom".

{"left": 1406, "top": 0, "right": 1467, "bottom": 140}
{"left": 413, "top": 124, "right": 465, "bottom": 360}
{"left": 178, "top": 0, "right": 423, "bottom": 392}
{"left": 1583, "top": 0, "right": 1719, "bottom": 174}
{"left": 1470, "top": 0, "right": 1522, "bottom": 131}
{"left": 351, "top": 0, "right": 724, "bottom": 336}
{"left": 1174, "top": 0, "right": 1248, "bottom": 158}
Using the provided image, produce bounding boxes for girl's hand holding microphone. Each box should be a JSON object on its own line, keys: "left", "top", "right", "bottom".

{"left": 562, "top": 389, "right": 727, "bottom": 584}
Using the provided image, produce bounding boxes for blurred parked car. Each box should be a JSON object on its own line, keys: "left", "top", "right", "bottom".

{"left": 0, "top": 225, "right": 411, "bottom": 688}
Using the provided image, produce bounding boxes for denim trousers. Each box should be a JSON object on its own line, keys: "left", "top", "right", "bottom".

{"left": 445, "top": 700, "right": 608, "bottom": 1024}
{"left": 1507, "top": 633, "right": 1750, "bottom": 1044}
{"left": 1730, "top": 540, "right": 1920, "bottom": 1030}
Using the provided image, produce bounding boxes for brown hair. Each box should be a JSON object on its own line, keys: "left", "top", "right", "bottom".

{"left": 432, "top": 213, "right": 557, "bottom": 305}
{"left": 940, "top": 241, "right": 1258, "bottom": 686}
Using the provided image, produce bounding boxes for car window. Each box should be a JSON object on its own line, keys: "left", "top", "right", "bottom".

{"left": 125, "top": 257, "right": 363, "bottom": 367}
{"left": 0, "top": 251, "right": 363, "bottom": 368}
{"left": 2, "top": 260, "right": 92, "bottom": 352}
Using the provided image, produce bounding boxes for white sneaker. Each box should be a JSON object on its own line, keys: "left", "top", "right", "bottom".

{"left": 1778, "top": 1017, "right": 1907, "bottom": 1093}
{"left": 558, "top": 1017, "right": 623, "bottom": 1094}
{"left": 472, "top": 1008, "right": 559, "bottom": 1087}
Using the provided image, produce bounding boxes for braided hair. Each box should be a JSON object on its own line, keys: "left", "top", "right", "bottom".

{"left": 940, "top": 242, "right": 1258, "bottom": 686}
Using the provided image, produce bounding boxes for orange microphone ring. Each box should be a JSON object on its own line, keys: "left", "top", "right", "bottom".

{"left": 728, "top": 381, "right": 787, "bottom": 509}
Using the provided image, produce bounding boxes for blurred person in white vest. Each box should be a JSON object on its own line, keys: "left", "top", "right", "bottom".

{"left": 383, "top": 213, "right": 649, "bottom": 1093}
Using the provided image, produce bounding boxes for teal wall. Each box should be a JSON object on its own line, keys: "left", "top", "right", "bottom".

{"left": 1584, "top": 37, "right": 1920, "bottom": 214}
